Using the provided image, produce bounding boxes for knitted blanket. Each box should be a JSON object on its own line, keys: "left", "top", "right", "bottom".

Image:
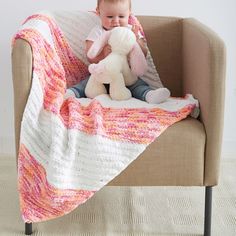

{"left": 13, "top": 11, "right": 199, "bottom": 223}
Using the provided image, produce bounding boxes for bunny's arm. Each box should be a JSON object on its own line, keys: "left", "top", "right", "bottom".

{"left": 85, "top": 40, "right": 110, "bottom": 64}
{"left": 86, "top": 31, "right": 111, "bottom": 61}
{"left": 129, "top": 42, "right": 148, "bottom": 76}
{"left": 137, "top": 38, "right": 148, "bottom": 57}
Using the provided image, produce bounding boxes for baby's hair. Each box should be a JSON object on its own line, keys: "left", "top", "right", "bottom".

{"left": 97, "top": 0, "right": 131, "bottom": 9}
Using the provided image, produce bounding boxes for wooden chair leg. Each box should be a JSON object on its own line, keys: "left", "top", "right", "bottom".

{"left": 25, "top": 222, "right": 32, "bottom": 235}
{"left": 204, "top": 186, "right": 212, "bottom": 236}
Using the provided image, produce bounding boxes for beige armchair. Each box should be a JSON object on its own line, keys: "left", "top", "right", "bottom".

{"left": 12, "top": 16, "right": 226, "bottom": 236}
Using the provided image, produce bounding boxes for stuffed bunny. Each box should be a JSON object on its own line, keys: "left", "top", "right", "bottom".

{"left": 85, "top": 27, "right": 148, "bottom": 100}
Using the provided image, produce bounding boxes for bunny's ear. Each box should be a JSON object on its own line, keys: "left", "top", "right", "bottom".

{"left": 129, "top": 42, "right": 148, "bottom": 76}
{"left": 87, "top": 31, "right": 111, "bottom": 59}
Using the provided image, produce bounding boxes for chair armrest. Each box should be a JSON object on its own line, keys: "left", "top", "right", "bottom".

{"left": 182, "top": 18, "right": 226, "bottom": 185}
{"left": 11, "top": 39, "right": 33, "bottom": 161}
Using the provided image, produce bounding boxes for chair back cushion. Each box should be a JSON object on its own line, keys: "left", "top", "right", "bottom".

{"left": 138, "top": 16, "right": 183, "bottom": 96}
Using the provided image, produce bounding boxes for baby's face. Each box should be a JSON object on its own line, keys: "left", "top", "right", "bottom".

{"left": 97, "top": 0, "right": 130, "bottom": 30}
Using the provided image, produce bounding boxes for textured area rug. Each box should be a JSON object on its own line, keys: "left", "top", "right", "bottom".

{"left": 0, "top": 156, "right": 235, "bottom": 235}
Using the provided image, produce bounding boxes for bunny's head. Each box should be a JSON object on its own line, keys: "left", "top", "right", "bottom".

{"left": 108, "top": 27, "right": 136, "bottom": 54}
{"left": 87, "top": 27, "right": 136, "bottom": 59}
{"left": 87, "top": 26, "right": 147, "bottom": 77}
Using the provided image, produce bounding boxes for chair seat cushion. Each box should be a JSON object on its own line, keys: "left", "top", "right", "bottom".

{"left": 108, "top": 117, "right": 205, "bottom": 186}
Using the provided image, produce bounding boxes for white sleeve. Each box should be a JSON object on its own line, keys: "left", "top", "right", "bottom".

{"left": 86, "top": 25, "right": 104, "bottom": 42}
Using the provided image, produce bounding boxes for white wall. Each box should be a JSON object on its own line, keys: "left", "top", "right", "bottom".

{"left": 1, "top": 0, "right": 236, "bottom": 157}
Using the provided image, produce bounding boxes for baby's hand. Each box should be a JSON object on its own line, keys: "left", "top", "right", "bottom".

{"left": 102, "top": 44, "right": 112, "bottom": 58}
{"left": 132, "top": 24, "right": 139, "bottom": 40}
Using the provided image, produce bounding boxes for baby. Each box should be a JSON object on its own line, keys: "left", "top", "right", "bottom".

{"left": 65, "top": 0, "right": 170, "bottom": 104}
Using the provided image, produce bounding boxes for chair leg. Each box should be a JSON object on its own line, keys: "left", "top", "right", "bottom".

{"left": 204, "top": 186, "right": 212, "bottom": 236}
{"left": 25, "top": 222, "right": 33, "bottom": 235}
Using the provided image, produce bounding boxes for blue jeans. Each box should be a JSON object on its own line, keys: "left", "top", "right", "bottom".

{"left": 69, "top": 76, "right": 152, "bottom": 101}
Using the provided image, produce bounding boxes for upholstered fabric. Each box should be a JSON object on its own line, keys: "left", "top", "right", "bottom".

{"left": 182, "top": 18, "right": 226, "bottom": 185}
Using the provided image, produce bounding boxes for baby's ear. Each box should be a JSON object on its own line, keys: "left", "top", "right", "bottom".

{"left": 87, "top": 31, "right": 111, "bottom": 59}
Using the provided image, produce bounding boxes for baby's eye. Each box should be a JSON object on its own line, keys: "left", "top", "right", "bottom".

{"left": 119, "top": 15, "right": 125, "bottom": 18}
{"left": 107, "top": 16, "right": 113, "bottom": 19}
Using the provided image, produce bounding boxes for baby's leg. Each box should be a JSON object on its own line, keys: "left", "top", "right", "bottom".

{"left": 64, "top": 77, "right": 89, "bottom": 99}
{"left": 127, "top": 78, "right": 150, "bottom": 101}
{"left": 127, "top": 78, "right": 170, "bottom": 104}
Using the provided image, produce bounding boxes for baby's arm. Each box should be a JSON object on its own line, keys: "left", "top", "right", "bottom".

{"left": 131, "top": 25, "right": 148, "bottom": 57}
{"left": 85, "top": 40, "right": 111, "bottom": 64}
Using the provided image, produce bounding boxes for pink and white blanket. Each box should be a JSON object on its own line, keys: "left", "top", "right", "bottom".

{"left": 13, "top": 11, "right": 199, "bottom": 223}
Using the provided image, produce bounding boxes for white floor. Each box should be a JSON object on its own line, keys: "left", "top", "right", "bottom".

{"left": 0, "top": 156, "right": 236, "bottom": 235}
